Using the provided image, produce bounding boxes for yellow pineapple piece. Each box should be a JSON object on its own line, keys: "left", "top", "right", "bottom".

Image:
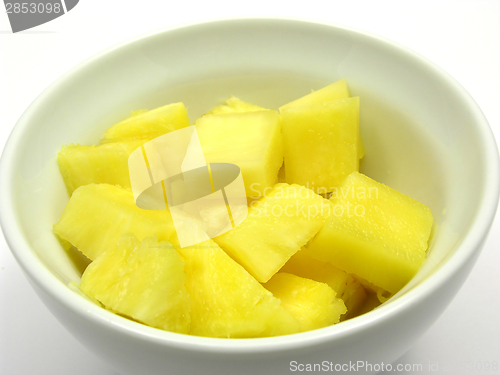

{"left": 264, "top": 273, "right": 346, "bottom": 332}
{"left": 53, "top": 184, "right": 176, "bottom": 260}
{"left": 214, "top": 183, "right": 330, "bottom": 283}
{"left": 177, "top": 240, "right": 299, "bottom": 338}
{"left": 80, "top": 235, "right": 190, "bottom": 333}
{"left": 195, "top": 110, "right": 283, "bottom": 198}
{"left": 207, "top": 96, "right": 267, "bottom": 115}
{"left": 58, "top": 140, "right": 144, "bottom": 195}
{"left": 101, "top": 102, "right": 191, "bottom": 144}
{"left": 279, "top": 79, "right": 350, "bottom": 111}
{"left": 279, "top": 79, "right": 364, "bottom": 159}
{"left": 306, "top": 172, "right": 433, "bottom": 293}
{"left": 281, "top": 97, "right": 360, "bottom": 193}
{"left": 280, "top": 249, "right": 367, "bottom": 319}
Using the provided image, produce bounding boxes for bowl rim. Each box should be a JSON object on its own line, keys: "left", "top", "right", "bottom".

{"left": 1, "top": 16, "right": 499, "bottom": 353}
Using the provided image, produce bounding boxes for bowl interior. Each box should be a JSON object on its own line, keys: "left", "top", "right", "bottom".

{"left": 4, "top": 19, "right": 491, "bottom": 329}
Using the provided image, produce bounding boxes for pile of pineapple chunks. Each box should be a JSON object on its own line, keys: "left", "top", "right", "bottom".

{"left": 54, "top": 79, "right": 433, "bottom": 338}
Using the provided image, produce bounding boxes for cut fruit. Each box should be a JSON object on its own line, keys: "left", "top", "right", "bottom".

{"left": 195, "top": 110, "right": 283, "bottom": 197}
{"left": 58, "top": 140, "right": 144, "bottom": 195}
{"left": 279, "top": 79, "right": 364, "bottom": 159}
{"left": 206, "top": 96, "right": 267, "bottom": 115}
{"left": 279, "top": 249, "right": 367, "bottom": 319}
{"left": 214, "top": 183, "right": 330, "bottom": 283}
{"left": 281, "top": 97, "right": 360, "bottom": 193}
{"left": 49, "top": 80, "right": 435, "bottom": 337}
{"left": 80, "top": 235, "right": 190, "bottom": 333}
{"left": 306, "top": 172, "right": 433, "bottom": 293}
{"left": 177, "top": 240, "right": 300, "bottom": 338}
{"left": 101, "top": 102, "right": 191, "bottom": 144}
{"left": 263, "top": 273, "right": 346, "bottom": 332}
{"left": 53, "top": 184, "right": 176, "bottom": 260}
{"left": 279, "top": 79, "right": 350, "bottom": 111}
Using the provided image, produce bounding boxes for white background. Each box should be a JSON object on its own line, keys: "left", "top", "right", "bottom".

{"left": 1, "top": 1, "right": 499, "bottom": 374}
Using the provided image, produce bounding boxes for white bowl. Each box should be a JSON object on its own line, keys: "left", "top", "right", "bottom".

{"left": 1, "top": 18, "right": 499, "bottom": 375}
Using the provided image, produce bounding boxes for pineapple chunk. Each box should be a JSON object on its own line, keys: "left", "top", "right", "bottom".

{"left": 58, "top": 140, "right": 144, "bottom": 195}
{"left": 101, "top": 102, "right": 191, "bottom": 144}
{"left": 214, "top": 183, "right": 330, "bottom": 283}
{"left": 53, "top": 184, "right": 176, "bottom": 260}
{"left": 279, "top": 79, "right": 350, "bottom": 111}
{"left": 280, "top": 249, "right": 367, "bottom": 319}
{"left": 195, "top": 110, "right": 283, "bottom": 197}
{"left": 279, "top": 79, "right": 364, "bottom": 159}
{"left": 207, "top": 96, "right": 267, "bottom": 115}
{"left": 306, "top": 172, "right": 433, "bottom": 293}
{"left": 264, "top": 273, "right": 346, "bottom": 332}
{"left": 281, "top": 97, "right": 360, "bottom": 193}
{"left": 80, "top": 236, "right": 190, "bottom": 333}
{"left": 177, "top": 240, "right": 299, "bottom": 338}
